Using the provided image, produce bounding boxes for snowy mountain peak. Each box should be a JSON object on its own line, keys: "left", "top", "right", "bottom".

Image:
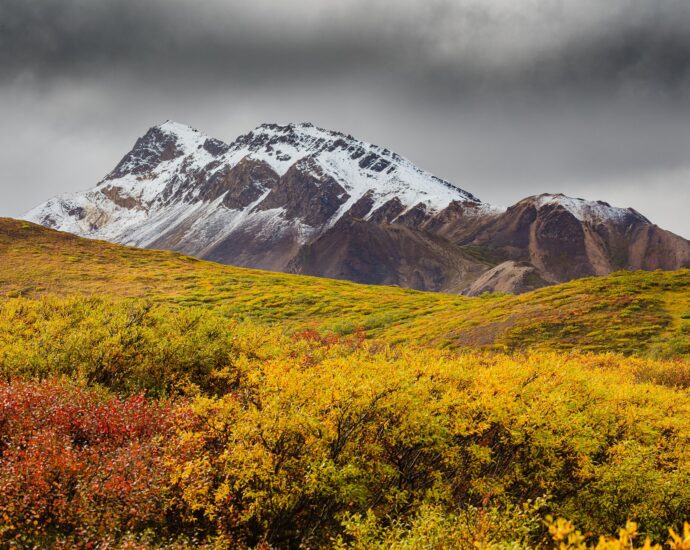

{"left": 24, "top": 121, "right": 481, "bottom": 254}
{"left": 156, "top": 119, "right": 201, "bottom": 134}
{"left": 103, "top": 121, "right": 212, "bottom": 184}
{"left": 532, "top": 193, "right": 650, "bottom": 225}
{"left": 226, "top": 122, "right": 479, "bottom": 207}
{"left": 21, "top": 121, "right": 690, "bottom": 294}
{"left": 154, "top": 121, "right": 209, "bottom": 150}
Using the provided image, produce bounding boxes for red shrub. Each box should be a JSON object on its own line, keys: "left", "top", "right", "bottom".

{"left": 0, "top": 379, "right": 179, "bottom": 546}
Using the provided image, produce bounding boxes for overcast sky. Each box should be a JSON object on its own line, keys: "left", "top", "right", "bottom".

{"left": 2, "top": 0, "right": 689, "bottom": 237}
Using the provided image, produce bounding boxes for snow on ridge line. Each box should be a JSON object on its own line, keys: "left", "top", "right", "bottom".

{"left": 533, "top": 193, "right": 647, "bottom": 224}
{"left": 237, "top": 122, "right": 479, "bottom": 200}
{"left": 23, "top": 120, "right": 485, "bottom": 243}
{"left": 154, "top": 120, "right": 479, "bottom": 206}
{"left": 153, "top": 120, "right": 210, "bottom": 153}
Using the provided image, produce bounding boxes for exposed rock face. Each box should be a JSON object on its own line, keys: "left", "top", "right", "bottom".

{"left": 256, "top": 158, "right": 350, "bottom": 227}
{"left": 465, "top": 261, "right": 549, "bottom": 296}
{"left": 107, "top": 126, "right": 185, "bottom": 180}
{"left": 23, "top": 122, "right": 690, "bottom": 294}
{"left": 199, "top": 158, "right": 279, "bottom": 208}
{"left": 289, "top": 216, "right": 490, "bottom": 292}
{"left": 626, "top": 225, "right": 690, "bottom": 271}
{"left": 454, "top": 194, "right": 690, "bottom": 285}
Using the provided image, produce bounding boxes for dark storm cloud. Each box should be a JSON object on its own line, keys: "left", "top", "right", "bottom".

{"left": 410, "top": 0, "right": 690, "bottom": 98}
{"left": 0, "top": 0, "right": 386, "bottom": 84}
{"left": 3, "top": 0, "right": 690, "bottom": 96}
{"left": 1, "top": 0, "right": 689, "bottom": 237}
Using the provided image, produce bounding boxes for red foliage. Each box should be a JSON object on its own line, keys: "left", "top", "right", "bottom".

{"left": 0, "top": 379, "right": 179, "bottom": 545}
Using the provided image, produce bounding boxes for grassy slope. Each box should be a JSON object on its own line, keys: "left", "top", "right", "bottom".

{"left": 3, "top": 219, "right": 690, "bottom": 547}
{"left": 2, "top": 218, "right": 689, "bottom": 355}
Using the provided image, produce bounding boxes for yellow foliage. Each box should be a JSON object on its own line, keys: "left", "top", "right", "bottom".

{"left": 669, "top": 523, "right": 690, "bottom": 550}
{"left": 1, "top": 220, "right": 690, "bottom": 546}
{"left": 548, "top": 518, "right": 690, "bottom": 550}
{"left": 2, "top": 218, "right": 690, "bottom": 357}
{"left": 159, "top": 337, "right": 690, "bottom": 546}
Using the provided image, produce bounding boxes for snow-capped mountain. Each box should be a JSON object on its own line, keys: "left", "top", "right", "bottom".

{"left": 24, "top": 122, "right": 690, "bottom": 294}
{"left": 26, "top": 121, "right": 476, "bottom": 251}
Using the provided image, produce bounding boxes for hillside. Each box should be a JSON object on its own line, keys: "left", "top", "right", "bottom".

{"left": 2, "top": 217, "right": 690, "bottom": 547}
{"left": 2, "top": 217, "right": 689, "bottom": 357}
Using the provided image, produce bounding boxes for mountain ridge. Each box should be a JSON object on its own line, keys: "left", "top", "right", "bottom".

{"left": 23, "top": 121, "right": 690, "bottom": 293}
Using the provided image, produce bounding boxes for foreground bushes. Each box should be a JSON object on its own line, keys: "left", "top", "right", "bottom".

{"left": 0, "top": 380, "right": 177, "bottom": 546}
{"left": 164, "top": 345, "right": 690, "bottom": 547}
{"left": 0, "top": 297, "right": 279, "bottom": 396}
{"left": 1, "top": 297, "right": 690, "bottom": 547}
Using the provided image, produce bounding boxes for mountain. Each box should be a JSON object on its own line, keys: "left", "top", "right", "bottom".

{"left": 23, "top": 121, "right": 690, "bottom": 293}
{"left": 456, "top": 194, "right": 690, "bottom": 291}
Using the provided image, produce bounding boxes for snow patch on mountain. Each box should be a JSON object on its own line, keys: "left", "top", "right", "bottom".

{"left": 534, "top": 194, "right": 649, "bottom": 225}
{"left": 24, "top": 121, "right": 482, "bottom": 248}
{"left": 228, "top": 122, "right": 478, "bottom": 214}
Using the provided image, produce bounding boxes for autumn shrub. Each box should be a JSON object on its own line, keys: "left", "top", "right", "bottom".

{"left": 546, "top": 518, "right": 690, "bottom": 550}
{"left": 0, "top": 378, "right": 179, "bottom": 547}
{"left": 162, "top": 346, "right": 690, "bottom": 547}
{"left": 334, "top": 500, "right": 547, "bottom": 549}
{"left": 1, "top": 297, "right": 690, "bottom": 546}
{"left": 1, "top": 346, "right": 689, "bottom": 547}
{"left": 0, "top": 297, "right": 284, "bottom": 396}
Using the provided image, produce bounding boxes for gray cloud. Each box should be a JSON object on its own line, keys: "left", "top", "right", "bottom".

{"left": 3, "top": 0, "right": 690, "bottom": 94}
{"left": 1, "top": 0, "right": 689, "bottom": 237}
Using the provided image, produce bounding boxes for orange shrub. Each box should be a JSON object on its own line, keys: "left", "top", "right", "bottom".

{"left": 0, "top": 379, "right": 178, "bottom": 547}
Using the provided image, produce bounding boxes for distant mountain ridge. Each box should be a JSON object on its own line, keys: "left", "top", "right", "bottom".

{"left": 24, "top": 121, "right": 690, "bottom": 293}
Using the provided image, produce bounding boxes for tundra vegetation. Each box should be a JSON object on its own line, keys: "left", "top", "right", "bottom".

{"left": 1, "top": 219, "right": 689, "bottom": 548}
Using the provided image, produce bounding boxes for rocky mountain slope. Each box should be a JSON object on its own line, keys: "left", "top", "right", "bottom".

{"left": 24, "top": 121, "right": 690, "bottom": 293}
{"left": 455, "top": 194, "right": 690, "bottom": 292}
